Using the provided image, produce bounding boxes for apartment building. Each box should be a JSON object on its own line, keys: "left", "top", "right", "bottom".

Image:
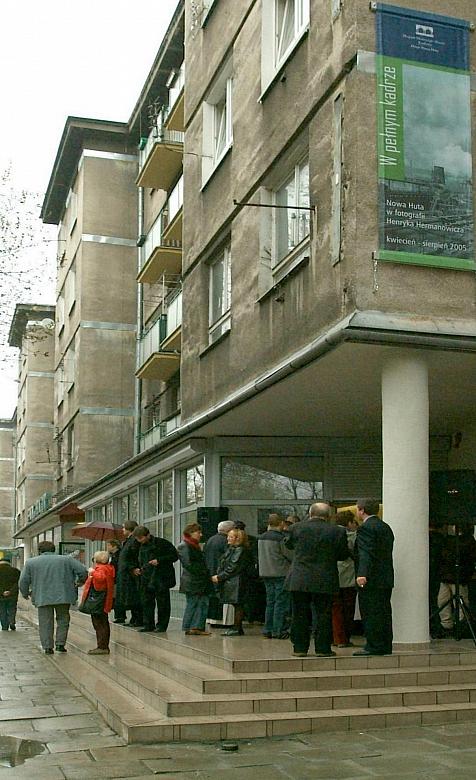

{"left": 0, "top": 416, "right": 15, "bottom": 552}
{"left": 13, "top": 0, "right": 476, "bottom": 644}
{"left": 13, "top": 120, "right": 138, "bottom": 556}
{"left": 8, "top": 305, "right": 56, "bottom": 545}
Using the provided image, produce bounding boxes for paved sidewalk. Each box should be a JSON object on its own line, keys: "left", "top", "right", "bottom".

{"left": 1, "top": 620, "right": 476, "bottom": 778}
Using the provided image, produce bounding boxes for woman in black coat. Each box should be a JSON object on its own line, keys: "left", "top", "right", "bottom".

{"left": 177, "top": 523, "right": 213, "bottom": 636}
{"left": 212, "top": 528, "right": 253, "bottom": 636}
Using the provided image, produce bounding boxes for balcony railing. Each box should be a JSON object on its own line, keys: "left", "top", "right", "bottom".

{"left": 138, "top": 177, "right": 183, "bottom": 282}
{"left": 136, "top": 287, "right": 182, "bottom": 381}
{"left": 137, "top": 315, "right": 167, "bottom": 370}
{"left": 139, "top": 414, "right": 181, "bottom": 453}
{"left": 137, "top": 110, "right": 184, "bottom": 191}
{"left": 168, "top": 62, "right": 185, "bottom": 115}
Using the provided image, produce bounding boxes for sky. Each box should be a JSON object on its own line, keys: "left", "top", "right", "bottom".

{"left": 0, "top": 0, "right": 179, "bottom": 417}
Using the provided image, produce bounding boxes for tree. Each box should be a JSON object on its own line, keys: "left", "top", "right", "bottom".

{"left": 0, "top": 165, "right": 56, "bottom": 414}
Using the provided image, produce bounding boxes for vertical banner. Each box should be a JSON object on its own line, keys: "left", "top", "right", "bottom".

{"left": 376, "top": 4, "right": 474, "bottom": 271}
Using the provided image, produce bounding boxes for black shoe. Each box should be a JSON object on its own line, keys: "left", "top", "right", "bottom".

{"left": 315, "top": 651, "right": 336, "bottom": 657}
{"left": 154, "top": 628, "right": 167, "bottom": 633}
{"left": 1, "top": 627, "right": 8, "bottom": 631}
{"left": 221, "top": 628, "right": 244, "bottom": 637}
{"left": 55, "top": 645, "right": 67, "bottom": 653}
{"left": 44, "top": 649, "right": 54, "bottom": 655}
{"left": 113, "top": 619, "right": 125, "bottom": 624}
{"left": 275, "top": 632, "right": 290, "bottom": 640}
{"left": 127, "top": 621, "right": 143, "bottom": 627}
{"left": 9, "top": 625, "right": 16, "bottom": 631}
{"left": 138, "top": 627, "right": 155, "bottom": 632}
{"left": 353, "top": 649, "right": 389, "bottom": 656}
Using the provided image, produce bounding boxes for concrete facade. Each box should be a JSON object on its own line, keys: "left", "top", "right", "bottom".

{"left": 8, "top": 304, "right": 56, "bottom": 538}
{"left": 45, "top": 126, "right": 138, "bottom": 503}
{"left": 0, "top": 417, "right": 15, "bottom": 549}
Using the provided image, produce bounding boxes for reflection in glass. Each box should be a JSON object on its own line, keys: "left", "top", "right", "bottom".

{"left": 185, "top": 463, "right": 204, "bottom": 506}
{"left": 221, "top": 456, "right": 323, "bottom": 501}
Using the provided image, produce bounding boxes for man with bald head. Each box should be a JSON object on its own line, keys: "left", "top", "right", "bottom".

{"left": 285, "top": 503, "right": 349, "bottom": 657}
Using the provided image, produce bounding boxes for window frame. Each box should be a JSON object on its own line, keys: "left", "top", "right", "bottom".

{"left": 202, "top": 60, "right": 233, "bottom": 186}
{"left": 272, "top": 157, "right": 310, "bottom": 271}
{"left": 261, "top": 0, "right": 310, "bottom": 96}
{"left": 208, "top": 244, "right": 232, "bottom": 344}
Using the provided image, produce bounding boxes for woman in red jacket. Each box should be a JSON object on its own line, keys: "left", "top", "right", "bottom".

{"left": 82, "top": 551, "right": 115, "bottom": 655}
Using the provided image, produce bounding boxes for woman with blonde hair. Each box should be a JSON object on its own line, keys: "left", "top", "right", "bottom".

{"left": 80, "top": 550, "right": 115, "bottom": 655}
{"left": 212, "top": 528, "right": 253, "bottom": 636}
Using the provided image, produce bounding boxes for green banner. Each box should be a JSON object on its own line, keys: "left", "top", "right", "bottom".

{"left": 376, "top": 5, "right": 474, "bottom": 272}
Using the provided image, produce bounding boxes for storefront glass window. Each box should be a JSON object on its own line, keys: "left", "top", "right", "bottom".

{"left": 221, "top": 456, "right": 324, "bottom": 502}
{"left": 119, "top": 496, "right": 129, "bottom": 524}
{"left": 143, "top": 483, "right": 158, "bottom": 519}
{"left": 184, "top": 463, "right": 204, "bottom": 506}
{"left": 129, "top": 492, "right": 138, "bottom": 522}
{"left": 161, "top": 474, "right": 173, "bottom": 513}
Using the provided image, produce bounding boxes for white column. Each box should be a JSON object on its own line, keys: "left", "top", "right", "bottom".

{"left": 22, "top": 537, "right": 31, "bottom": 563}
{"left": 382, "top": 353, "right": 429, "bottom": 646}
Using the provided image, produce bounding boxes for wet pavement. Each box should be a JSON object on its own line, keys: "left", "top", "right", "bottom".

{"left": 1, "top": 620, "right": 476, "bottom": 777}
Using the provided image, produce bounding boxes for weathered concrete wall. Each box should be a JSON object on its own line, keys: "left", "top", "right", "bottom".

{"left": 180, "top": 0, "right": 476, "bottom": 421}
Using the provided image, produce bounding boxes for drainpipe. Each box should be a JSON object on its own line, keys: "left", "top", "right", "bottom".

{"left": 134, "top": 186, "right": 145, "bottom": 456}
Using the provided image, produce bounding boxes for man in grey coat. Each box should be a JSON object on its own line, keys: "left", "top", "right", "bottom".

{"left": 19, "top": 540, "right": 88, "bottom": 654}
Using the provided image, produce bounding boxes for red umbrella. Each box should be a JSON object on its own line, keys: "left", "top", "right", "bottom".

{"left": 71, "top": 520, "right": 124, "bottom": 542}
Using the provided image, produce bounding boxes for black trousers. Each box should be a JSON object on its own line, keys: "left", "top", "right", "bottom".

{"left": 141, "top": 586, "right": 171, "bottom": 631}
{"left": 359, "top": 585, "right": 393, "bottom": 654}
{"left": 291, "top": 591, "right": 333, "bottom": 654}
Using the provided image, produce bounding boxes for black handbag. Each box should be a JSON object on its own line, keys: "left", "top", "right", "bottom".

{"left": 79, "top": 586, "right": 106, "bottom": 615}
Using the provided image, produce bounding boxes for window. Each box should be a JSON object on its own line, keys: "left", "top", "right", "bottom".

{"left": 66, "top": 424, "right": 74, "bottom": 470}
{"left": 65, "top": 260, "right": 76, "bottom": 314}
{"left": 273, "top": 158, "right": 310, "bottom": 266}
{"left": 56, "top": 294, "right": 65, "bottom": 335}
{"left": 262, "top": 0, "right": 310, "bottom": 92}
{"left": 202, "top": 60, "right": 233, "bottom": 184}
{"left": 209, "top": 245, "right": 231, "bottom": 343}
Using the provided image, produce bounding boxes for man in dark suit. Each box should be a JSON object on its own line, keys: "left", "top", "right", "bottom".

{"left": 133, "top": 526, "right": 178, "bottom": 633}
{"left": 353, "top": 499, "right": 394, "bottom": 656}
{"left": 285, "top": 502, "right": 349, "bottom": 657}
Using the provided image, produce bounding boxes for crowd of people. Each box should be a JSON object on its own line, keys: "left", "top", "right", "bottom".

{"left": 12, "top": 499, "right": 476, "bottom": 659}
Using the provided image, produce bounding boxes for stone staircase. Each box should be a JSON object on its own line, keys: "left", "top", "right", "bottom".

{"left": 41, "top": 610, "right": 476, "bottom": 743}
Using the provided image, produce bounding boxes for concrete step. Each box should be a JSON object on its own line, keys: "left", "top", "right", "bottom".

{"left": 42, "top": 649, "right": 476, "bottom": 744}
{"left": 24, "top": 608, "right": 476, "bottom": 742}
{"left": 66, "top": 622, "right": 476, "bottom": 718}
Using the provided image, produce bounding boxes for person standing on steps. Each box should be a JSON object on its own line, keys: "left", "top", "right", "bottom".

{"left": 81, "top": 550, "right": 115, "bottom": 655}
{"left": 133, "top": 526, "right": 178, "bottom": 633}
{"left": 353, "top": 499, "right": 394, "bottom": 657}
{"left": 177, "top": 522, "right": 213, "bottom": 636}
{"left": 285, "top": 502, "right": 349, "bottom": 658}
{"left": 212, "top": 527, "right": 253, "bottom": 637}
{"left": 114, "top": 520, "right": 143, "bottom": 627}
{"left": 19, "top": 540, "right": 88, "bottom": 654}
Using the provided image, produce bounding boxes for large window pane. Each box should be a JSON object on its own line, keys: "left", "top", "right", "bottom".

{"left": 129, "top": 492, "right": 138, "bottom": 522}
{"left": 276, "top": 0, "right": 295, "bottom": 64}
{"left": 161, "top": 474, "right": 173, "bottom": 513}
{"left": 184, "top": 463, "right": 204, "bottom": 506}
{"left": 143, "top": 483, "right": 158, "bottom": 519}
{"left": 221, "top": 456, "right": 324, "bottom": 501}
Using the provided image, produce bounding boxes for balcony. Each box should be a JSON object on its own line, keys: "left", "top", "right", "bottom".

{"left": 137, "top": 111, "right": 183, "bottom": 191}
{"left": 165, "top": 62, "right": 185, "bottom": 133}
{"left": 138, "top": 178, "right": 183, "bottom": 284}
{"left": 136, "top": 292, "right": 182, "bottom": 381}
{"left": 160, "top": 290, "right": 182, "bottom": 351}
{"left": 161, "top": 175, "right": 183, "bottom": 244}
{"left": 140, "top": 414, "right": 181, "bottom": 452}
